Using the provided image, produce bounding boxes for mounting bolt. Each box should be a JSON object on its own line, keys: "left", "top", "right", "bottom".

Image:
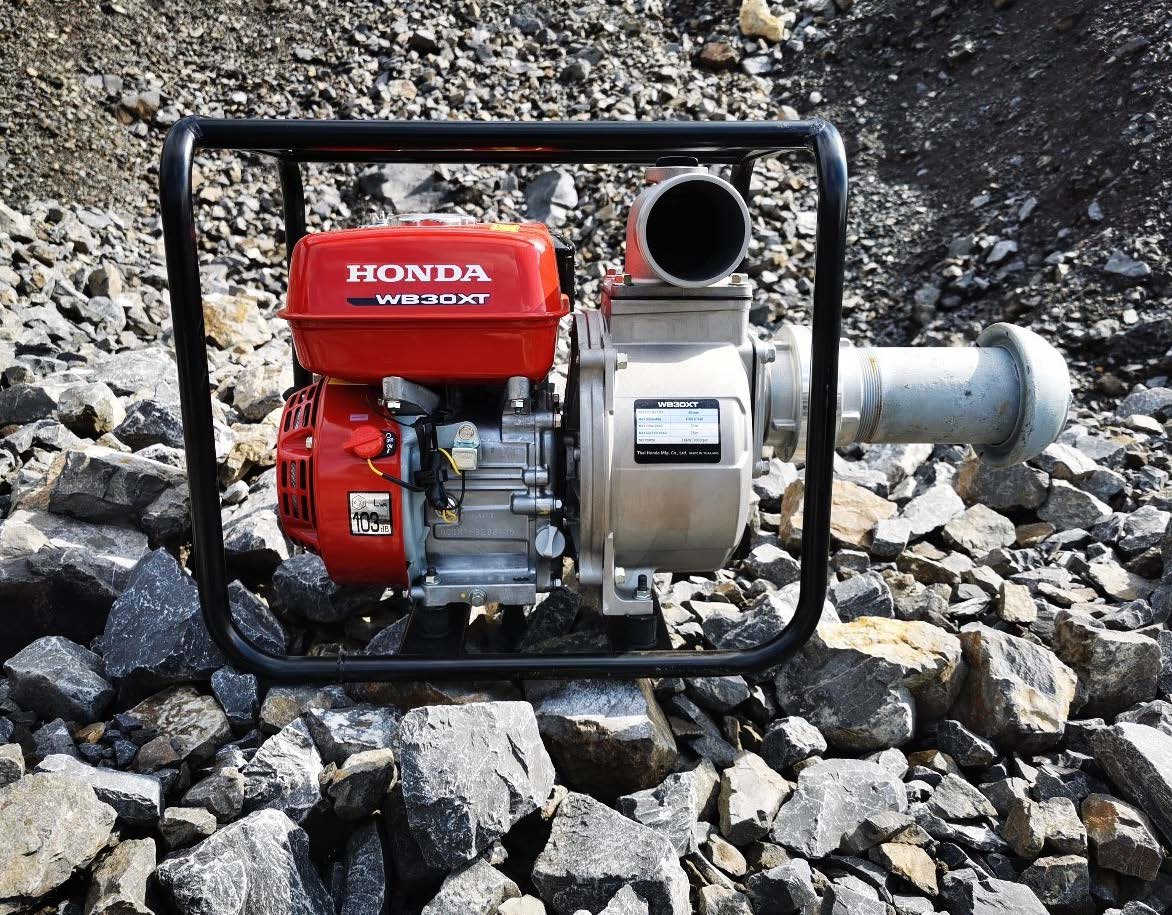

{"left": 730, "top": 272, "right": 746, "bottom": 285}
{"left": 468, "top": 588, "right": 488, "bottom": 607}
{"left": 616, "top": 352, "right": 629, "bottom": 370}
{"left": 304, "top": 435, "right": 314, "bottom": 451}
{"left": 424, "top": 567, "right": 439, "bottom": 585}
{"left": 614, "top": 566, "right": 627, "bottom": 585}
{"left": 760, "top": 345, "right": 776, "bottom": 364}
{"left": 621, "top": 273, "right": 633, "bottom": 285}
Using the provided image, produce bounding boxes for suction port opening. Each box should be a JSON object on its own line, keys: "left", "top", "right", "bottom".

{"left": 640, "top": 176, "right": 751, "bottom": 286}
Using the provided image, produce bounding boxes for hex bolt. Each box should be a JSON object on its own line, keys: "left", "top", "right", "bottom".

{"left": 730, "top": 272, "right": 746, "bottom": 285}
{"left": 616, "top": 352, "right": 629, "bottom": 370}
{"left": 614, "top": 566, "right": 627, "bottom": 585}
{"left": 634, "top": 574, "right": 652, "bottom": 601}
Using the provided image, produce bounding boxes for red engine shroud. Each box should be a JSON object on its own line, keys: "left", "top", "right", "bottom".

{"left": 280, "top": 221, "right": 568, "bottom": 384}
{"left": 276, "top": 379, "right": 409, "bottom": 587}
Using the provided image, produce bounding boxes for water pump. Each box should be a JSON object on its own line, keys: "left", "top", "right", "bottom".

{"left": 161, "top": 118, "right": 1071, "bottom": 680}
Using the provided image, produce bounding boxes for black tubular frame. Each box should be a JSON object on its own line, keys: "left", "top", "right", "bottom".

{"left": 160, "top": 117, "right": 848, "bottom": 682}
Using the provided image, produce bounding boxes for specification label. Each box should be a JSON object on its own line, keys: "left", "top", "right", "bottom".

{"left": 348, "top": 491, "right": 393, "bottom": 536}
{"left": 634, "top": 399, "right": 721, "bottom": 464}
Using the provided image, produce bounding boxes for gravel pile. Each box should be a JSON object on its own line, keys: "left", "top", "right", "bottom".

{"left": 1, "top": 0, "right": 1171, "bottom": 912}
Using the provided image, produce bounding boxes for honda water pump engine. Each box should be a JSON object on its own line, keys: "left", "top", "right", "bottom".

{"left": 271, "top": 163, "right": 1071, "bottom": 643}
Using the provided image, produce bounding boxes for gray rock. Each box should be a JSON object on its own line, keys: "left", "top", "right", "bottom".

{"left": 616, "top": 760, "right": 718, "bottom": 855}
{"left": 743, "top": 859, "right": 819, "bottom": 915}
{"left": 1019, "top": 854, "right": 1091, "bottom": 910}
{"left": 901, "top": 483, "right": 964, "bottom": 537}
{"left": 35, "top": 754, "right": 161, "bottom": 825}
{"left": 719, "top": 752, "right": 791, "bottom": 845}
{"left": 1037, "top": 480, "right": 1112, "bottom": 531}
{"left": 775, "top": 617, "right": 965, "bottom": 752}
{"left": 1117, "top": 386, "right": 1172, "bottom": 420}
{"left": 223, "top": 507, "right": 290, "bottom": 575}
{"left": 1036, "top": 441, "right": 1100, "bottom": 479}
{"left": 869, "top": 517, "right": 911, "bottom": 559}
{"left": 0, "top": 745, "right": 24, "bottom": 788}
{"left": 939, "top": 870, "right": 1047, "bottom": 915}
{"left": 259, "top": 684, "right": 350, "bottom": 734}
{"left": 954, "top": 459, "right": 1049, "bottom": 510}
{"left": 517, "top": 588, "right": 581, "bottom": 651}
{"left": 28, "top": 446, "right": 190, "bottom": 538}
{"left": 821, "top": 884, "right": 885, "bottom": 915}
{"left": 525, "top": 170, "right": 578, "bottom": 225}
{"left": 422, "top": 858, "right": 521, "bottom": 915}
{"left": 741, "top": 542, "right": 800, "bottom": 586}
{"left": 1104, "top": 250, "right": 1152, "bottom": 280}
{"left": 0, "top": 773, "right": 116, "bottom": 907}
{"left": 1092, "top": 723, "right": 1172, "bottom": 848}
{"left": 597, "top": 885, "right": 651, "bottom": 915}
{"left": 532, "top": 792, "right": 689, "bottom": 915}
{"left": 33, "top": 717, "right": 78, "bottom": 760}
{"left": 3, "top": 635, "right": 114, "bottom": 722}
{"left": 304, "top": 704, "right": 401, "bottom": 764}
{"left": 698, "top": 886, "right": 753, "bottom": 915}
{"left": 398, "top": 701, "right": 555, "bottom": 869}
{"left": 0, "top": 382, "right": 58, "bottom": 426}
{"left": 1081, "top": 793, "right": 1163, "bottom": 881}
{"left": 338, "top": 821, "right": 386, "bottom": 915}
{"left": 1053, "top": 611, "right": 1161, "bottom": 716}
{"left": 113, "top": 399, "right": 184, "bottom": 449}
{"left": 528, "top": 678, "right": 677, "bottom": 798}
{"left": 211, "top": 666, "right": 259, "bottom": 732}
{"left": 272, "top": 553, "right": 382, "bottom": 623}
{"left": 927, "top": 773, "right": 996, "bottom": 821}
{"left": 955, "top": 625, "right": 1076, "bottom": 752}
{"left": 100, "top": 549, "right": 284, "bottom": 689}
{"left": 0, "top": 509, "right": 150, "bottom": 657}
{"left": 830, "top": 571, "right": 893, "bottom": 622}
{"left": 84, "top": 837, "right": 154, "bottom": 915}
{"left": 56, "top": 382, "right": 125, "bottom": 436}
{"left": 126, "top": 686, "right": 231, "bottom": 768}
{"left": 358, "top": 163, "right": 451, "bottom": 211}
{"left": 155, "top": 809, "right": 334, "bottom": 915}
{"left": 242, "top": 717, "right": 323, "bottom": 824}
{"left": 770, "top": 759, "right": 907, "bottom": 858}
{"left": 1118, "top": 505, "right": 1171, "bottom": 554}
{"left": 500, "top": 897, "right": 548, "bottom": 915}
{"left": 934, "top": 719, "right": 997, "bottom": 768}
{"left": 183, "top": 769, "right": 245, "bottom": 822}
{"left": 686, "top": 676, "right": 750, "bottom": 714}
{"left": 159, "top": 807, "right": 218, "bottom": 849}
{"left": 942, "top": 504, "right": 1016, "bottom": 558}
{"left": 760, "top": 715, "right": 827, "bottom": 772}
{"left": 327, "top": 749, "right": 398, "bottom": 821}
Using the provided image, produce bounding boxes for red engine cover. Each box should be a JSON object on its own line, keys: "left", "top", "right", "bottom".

{"left": 280, "top": 221, "right": 568, "bottom": 384}
{"left": 276, "top": 379, "right": 409, "bottom": 587}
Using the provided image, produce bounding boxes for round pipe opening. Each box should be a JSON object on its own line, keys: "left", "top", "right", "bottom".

{"left": 636, "top": 175, "right": 751, "bottom": 287}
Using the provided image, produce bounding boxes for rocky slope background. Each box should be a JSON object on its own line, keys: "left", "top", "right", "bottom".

{"left": 1, "top": 0, "right": 1171, "bottom": 913}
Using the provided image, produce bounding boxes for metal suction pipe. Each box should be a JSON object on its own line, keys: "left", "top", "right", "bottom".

{"left": 767, "top": 323, "right": 1071, "bottom": 466}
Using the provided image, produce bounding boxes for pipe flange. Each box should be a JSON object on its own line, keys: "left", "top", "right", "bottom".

{"left": 975, "top": 323, "right": 1071, "bottom": 467}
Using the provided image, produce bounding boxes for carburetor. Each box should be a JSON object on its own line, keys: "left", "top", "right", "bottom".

{"left": 160, "top": 117, "right": 1071, "bottom": 677}
{"left": 272, "top": 164, "right": 1070, "bottom": 644}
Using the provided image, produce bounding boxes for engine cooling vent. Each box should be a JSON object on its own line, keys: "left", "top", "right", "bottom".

{"left": 276, "top": 379, "right": 322, "bottom": 550}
